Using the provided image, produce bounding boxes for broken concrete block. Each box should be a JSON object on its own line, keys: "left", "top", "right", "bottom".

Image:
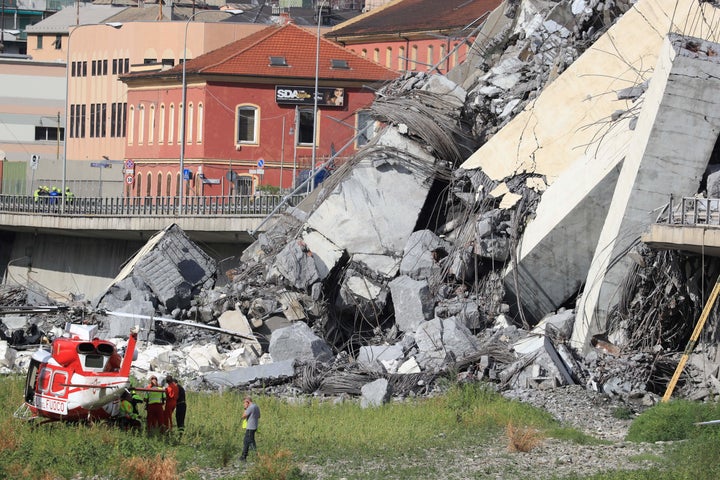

{"left": 221, "top": 346, "right": 259, "bottom": 370}
{"left": 353, "top": 253, "right": 401, "bottom": 278}
{"left": 269, "top": 321, "right": 333, "bottom": 364}
{"left": 302, "top": 230, "right": 344, "bottom": 281}
{"left": 357, "top": 344, "right": 404, "bottom": 371}
{"left": 336, "top": 269, "right": 389, "bottom": 320}
{"left": 1, "top": 315, "right": 28, "bottom": 331}
{"left": 218, "top": 309, "right": 262, "bottom": 352}
{"left": 274, "top": 240, "right": 321, "bottom": 290}
{"left": 96, "top": 224, "right": 217, "bottom": 311}
{"left": 305, "top": 154, "right": 432, "bottom": 258}
{"left": 203, "top": 359, "right": 296, "bottom": 388}
{"left": 389, "top": 275, "right": 433, "bottom": 332}
{"left": 414, "top": 317, "right": 480, "bottom": 370}
{"left": 0, "top": 341, "right": 17, "bottom": 368}
{"left": 134, "top": 344, "right": 173, "bottom": 373}
{"left": 399, "top": 230, "right": 450, "bottom": 280}
{"left": 360, "top": 378, "right": 392, "bottom": 408}
{"left": 398, "top": 356, "right": 421, "bottom": 374}
{"left": 183, "top": 343, "right": 223, "bottom": 372}
{"left": 532, "top": 309, "right": 575, "bottom": 339}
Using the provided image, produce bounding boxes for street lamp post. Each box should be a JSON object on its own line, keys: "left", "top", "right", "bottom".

{"left": 179, "top": 9, "right": 243, "bottom": 212}
{"left": 309, "top": 1, "right": 325, "bottom": 193}
{"left": 63, "top": 22, "right": 123, "bottom": 214}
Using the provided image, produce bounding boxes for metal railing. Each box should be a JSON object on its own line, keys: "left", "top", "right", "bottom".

{"left": 0, "top": 193, "right": 307, "bottom": 217}
{"left": 658, "top": 195, "right": 720, "bottom": 227}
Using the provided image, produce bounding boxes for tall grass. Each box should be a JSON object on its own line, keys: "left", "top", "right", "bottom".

{"left": 3, "top": 375, "right": 706, "bottom": 479}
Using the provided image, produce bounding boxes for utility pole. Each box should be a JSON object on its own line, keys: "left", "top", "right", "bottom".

{"left": 1, "top": 0, "right": 5, "bottom": 53}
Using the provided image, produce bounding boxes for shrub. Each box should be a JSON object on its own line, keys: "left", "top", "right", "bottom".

{"left": 120, "top": 453, "right": 178, "bottom": 480}
{"left": 245, "top": 449, "right": 309, "bottom": 480}
{"left": 626, "top": 400, "right": 720, "bottom": 442}
{"left": 506, "top": 422, "right": 544, "bottom": 452}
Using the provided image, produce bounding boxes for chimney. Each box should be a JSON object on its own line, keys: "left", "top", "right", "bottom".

{"left": 279, "top": 11, "right": 291, "bottom": 24}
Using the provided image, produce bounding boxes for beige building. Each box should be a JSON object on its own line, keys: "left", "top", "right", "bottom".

{"left": 0, "top": 58, "right": 66, "bottom": 194}
{"left": 25, "top": 4, "right": 266, "bottom": 196}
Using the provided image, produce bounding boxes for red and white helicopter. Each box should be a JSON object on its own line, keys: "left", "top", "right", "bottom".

{"left": 16, "top": 323, "right": 141, "bottom": 423}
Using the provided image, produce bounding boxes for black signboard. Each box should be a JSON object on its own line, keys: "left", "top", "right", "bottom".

{"left": 275, "top": 86, "right": 345, "bottom": 107}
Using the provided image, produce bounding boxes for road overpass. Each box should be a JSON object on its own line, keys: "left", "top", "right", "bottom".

{"left": 0, "top": 193, "right": 306, "bottom": 243}
{"left": 0, "top": 193, "right": 306, "bottom": 300}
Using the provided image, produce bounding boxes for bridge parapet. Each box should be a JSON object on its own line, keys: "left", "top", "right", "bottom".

{"left": 0, "top": 194, "right": 306, "bottom": 217}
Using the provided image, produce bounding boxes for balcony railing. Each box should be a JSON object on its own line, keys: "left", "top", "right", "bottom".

{"left": 657, "top": 195, "right": 720, "bottom": 227}
{"left": 0, "top": 194, "right": 307, "bottom": 217}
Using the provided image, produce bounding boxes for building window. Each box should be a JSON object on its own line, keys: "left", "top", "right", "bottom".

{"left": 89, "top": 103, "right": 106, "bottom": 138}
{"left": 36, "top": 35, "right": 43, "bottom": 49}
{"left": 385, "top": 47, "right": 392, "bottom": 68}
{"left": 187, "top": 103, "right": 194, "bottom": 145}
{"left": 398, "top": 47, "right": 405, "bottom": 70}
{"left": 166, "top": 173, "right": 172, "bottom": 197}
{"left": 356, "top": 110, "right": 374, "bottom": 148}
{"left": 112, "top": 59, "right": 117, "bottom": 75}
{"left": 139, "top": 104, "right": 145, "bottom": 145}
{"left": 146, "top": 173, "right": 152, "bottom": 197}
{"left": 411, "top": 45, "right": 418, "bottom": 70}
{"left": 159, "top": 104, "right": 165, "bottom": 144}
{"left": 297, "top": 108, "right": 316, "bottom": 146}
{"left": 69, "top": 104, "right": 86, "bottom": 139}
{"left": 177, "top": 103, "right": 183, "bottom": 143}
{"left": 197, "top": 103, "right": 203, "bottom": 144}
{"left": 54, "top": 35, "right": 61, "bottom": 50}
{"left": 110, "top": 102, "right": 127, "bottom": 138}
{"left": 128, "top": 105, "right": 134, "bottom": 145}
{"left": 427, "top": 45, "right": 434, "bottom": 67}
{"left": 236, "top": 105, "right": 258, "bottom": 144}
{"left": 373, "top": 48, "right": 379, "bottom": 63}
{"left": 156, "top": 172, "right": 163, "bottom": 196}
{"left": 135, "top": 172, "right": 142, "bottom": 196}
{"left": 361, "top": 48, "right": 367, "bottom": 58}
{"left": 168, "top": 104, "right": 175, "bottom": 145}
{"left": 149, "top": 105, "right": 155, "bottom": 145}
{"left": 35, "top": 126, "right": 65, "bottom": 141}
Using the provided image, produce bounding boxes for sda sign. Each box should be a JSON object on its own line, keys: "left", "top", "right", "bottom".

{"left": 275, "top": 86, "right": 345, "bottom": 107}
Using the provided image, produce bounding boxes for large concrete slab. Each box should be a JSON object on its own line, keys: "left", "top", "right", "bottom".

{"left": 574, "top": 34, "right": 720, "bottom": 350}
{"left": 306, "top": 155, "right": 432, "bottom": 256}
{"left": 504, "top": 123, "right": 628, "bottom": 321}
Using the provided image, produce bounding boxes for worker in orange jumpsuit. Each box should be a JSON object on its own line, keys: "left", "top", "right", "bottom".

{"left": 164, "top": 375, "right": 180, "bottom": 430}
{"left": 145, "top": 375, "right": 165, "bottom": 432}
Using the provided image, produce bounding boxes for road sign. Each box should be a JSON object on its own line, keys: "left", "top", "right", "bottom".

{"left": 257, "top": 159, "right": 265, "bottom": 168}
{"left": 125, "top": 159, "right": 135, "bottom": 169}
{"left": 91, "top": 162, "right": 111, "bottom": 168}
{"left": 249, "top": 169, "right": 265, "bottom": 175}
{"left": 125, "top": 175, "right": 134, "bottom": 184}
{"left": 30, "top": 154, "right": 39, "bottom": 170}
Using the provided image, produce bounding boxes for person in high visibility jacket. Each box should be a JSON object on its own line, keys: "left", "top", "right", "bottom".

{"left": 118, "top": 390, "right": 141, "bottom": 430}
{"left": 163, "top": 375, "right": 179, "bottom": 430}
{"left": 145, "top": 375, "right": 165, "bottom": 431}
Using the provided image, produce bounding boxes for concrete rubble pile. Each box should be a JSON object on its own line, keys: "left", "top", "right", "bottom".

{"left": 6, "top": 0, "right": 720, "bottom": 411}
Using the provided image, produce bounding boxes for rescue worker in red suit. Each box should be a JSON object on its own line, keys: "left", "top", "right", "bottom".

{"left": 164, "top": 375, "right": 179, "bottom": 430}
{"left": 145, "top": 375, "right": 165, "bottom": 432}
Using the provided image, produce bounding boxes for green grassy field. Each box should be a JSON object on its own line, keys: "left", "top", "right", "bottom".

{"left": 1, "top": 374, "right": 718, "bottom": 480}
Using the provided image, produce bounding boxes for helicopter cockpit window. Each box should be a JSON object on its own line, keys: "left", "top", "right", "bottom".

{"left": 84, "top": 355, "right": 105, "bottom": 369}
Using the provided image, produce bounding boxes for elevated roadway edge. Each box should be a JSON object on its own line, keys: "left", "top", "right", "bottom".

{"left": 641, "top": 224, "right": 720, "bottom": 258}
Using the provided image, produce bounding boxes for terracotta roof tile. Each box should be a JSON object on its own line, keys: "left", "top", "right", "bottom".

{"left": 174, "top": 22, "right": 398, "bottom": 82}
{"left": 328, "top": 0, "right": 503, "bottom": 38}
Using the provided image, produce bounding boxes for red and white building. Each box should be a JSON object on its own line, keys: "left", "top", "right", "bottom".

{"left": 326, "top": 0, "right": 503, "bottom": 74}
{"left": 121, "top": 21, "right": 398, "bottom": 197}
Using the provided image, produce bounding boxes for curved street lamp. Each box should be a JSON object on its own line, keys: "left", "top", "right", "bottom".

{"left": 179, "top": 9, "right": 243, "bottom": 211}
